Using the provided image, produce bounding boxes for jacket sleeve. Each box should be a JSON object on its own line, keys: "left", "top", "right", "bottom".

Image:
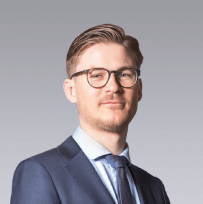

{"left": 10, "top": 158, "right": 61, "bottom": 204}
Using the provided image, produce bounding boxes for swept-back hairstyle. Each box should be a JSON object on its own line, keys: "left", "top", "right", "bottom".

{"left": 66, "top": 24, "right": 143, "bottom": 78}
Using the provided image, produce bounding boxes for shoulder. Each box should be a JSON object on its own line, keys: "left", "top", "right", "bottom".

{"left": 13, "top": 148, "right": 59, "bottom": 182}
{"left": 16, "top": 135, "right": 75, "bottom": 170}
{"left": 25, "top": 147, "right": 61, "bottom": 165}
{"left": 15, "top": 144, "right": 71, "bottom": 174}
{"left": 130, "top": 163, "right": 163, "bottom": 183}
{"left": 13, "top": 135, "right": 79, "bottom": 179}
{"left": 130, "top": 164, "right": 170, "bottom": 203}
{"left": 129, "top": 164, "right": 166, "bottom": 190}
{"left": 11, "top": 148, "right": 63, "bottom": 204}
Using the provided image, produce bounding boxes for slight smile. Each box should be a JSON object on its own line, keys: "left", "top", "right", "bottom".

{"left": 101, "top": 101, "right": 125, "bottom": 108}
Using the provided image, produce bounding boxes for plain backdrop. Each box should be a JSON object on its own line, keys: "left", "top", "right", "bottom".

{"left": 1, "top": 0, "right": 202, "bottom": 203}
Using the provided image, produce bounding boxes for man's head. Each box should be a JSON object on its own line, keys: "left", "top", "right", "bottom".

{"left": 66, "top": 24, "right": 143, "bottom": 78}
{"left": 64, "top": 24, "right": 143, "bottom": 133}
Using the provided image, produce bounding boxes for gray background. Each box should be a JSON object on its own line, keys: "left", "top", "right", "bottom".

{"left": 1, "top": 0, "right": 202, "bottom": 203}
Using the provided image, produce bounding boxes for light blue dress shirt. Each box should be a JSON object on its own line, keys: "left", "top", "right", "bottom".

{"left": 72, "top": 126, "right": 141, "bottom": 204}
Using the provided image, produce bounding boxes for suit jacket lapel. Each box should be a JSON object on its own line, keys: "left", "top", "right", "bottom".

{"left": 129, "top": 165, "right": 156, "bottom": 204}
{"left": 57, "top": 136, "right": 115, "bottom": 204}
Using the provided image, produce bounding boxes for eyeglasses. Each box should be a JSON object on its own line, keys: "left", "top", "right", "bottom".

{"left": 70, "top": 67, "right": 140, "bottom": 88}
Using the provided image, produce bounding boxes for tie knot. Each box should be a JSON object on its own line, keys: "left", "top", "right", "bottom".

{"left": 106, "top": 155, "right": 128, "bottom": 169}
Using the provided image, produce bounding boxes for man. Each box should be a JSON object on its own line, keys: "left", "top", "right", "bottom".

{"left": 11, "top": 24, "right": 170, "bottom": 204}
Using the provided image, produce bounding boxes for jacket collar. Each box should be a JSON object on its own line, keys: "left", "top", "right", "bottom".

{"left": 57, "top": 136, "right": 115, "bottom": 204}
{"left": 57, "top": 136, "right": 156, "bottom": 204}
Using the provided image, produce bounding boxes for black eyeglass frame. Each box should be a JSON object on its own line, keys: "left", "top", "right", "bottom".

{"left": 70, "top": 67, "right": 141, "bottom": 88}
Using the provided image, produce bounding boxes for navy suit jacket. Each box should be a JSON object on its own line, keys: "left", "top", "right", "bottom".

{"left": 11, "top": 136, "right": 170, "bottom": 204}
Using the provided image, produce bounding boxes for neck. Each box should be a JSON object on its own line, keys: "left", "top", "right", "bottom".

{"left": 80, "top": 121, "right": 128, "bottom": 155}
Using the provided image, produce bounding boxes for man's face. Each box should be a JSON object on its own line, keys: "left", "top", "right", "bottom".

{"left": 68, "top": 42, "right": 142, "bottom": 133}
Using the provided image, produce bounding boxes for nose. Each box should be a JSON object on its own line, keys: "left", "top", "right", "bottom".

{"left": 105, "top": 72, "right": 123, "bottom": 93}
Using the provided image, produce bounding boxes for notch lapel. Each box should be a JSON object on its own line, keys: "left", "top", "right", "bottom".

{"left": 57, "top": 136, "right": 115, "bottom": 204}
{"left": 128, "top": 165, "right": 156, "bottom": 204}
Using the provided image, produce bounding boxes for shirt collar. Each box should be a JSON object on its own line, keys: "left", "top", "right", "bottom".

{"left": 72, "top": 126, "right": 131, "bottom": 165}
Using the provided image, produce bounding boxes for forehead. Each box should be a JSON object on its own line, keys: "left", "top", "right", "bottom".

{"left": 75, "top": 43, "right": 137, "bottom": 72}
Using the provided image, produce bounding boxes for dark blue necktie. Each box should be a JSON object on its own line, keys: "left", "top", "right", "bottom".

{"left": 106, "top": 155, "right": 134, "bottom": 204}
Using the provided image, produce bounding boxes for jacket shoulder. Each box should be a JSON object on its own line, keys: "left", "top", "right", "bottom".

{"left": 130, "top": 164, "right": 161, "bottom": 181}
{"left": 21, "top": 136, "right": 75, "bottom": 166}
{"left": 11, "top": 148, "right": 62, "bottom": 204}
{"left": 130, "top": 164, "right": 170, "bottom": 204}
{"left": 27, "top": 148, "right": 60, "bottom": 163}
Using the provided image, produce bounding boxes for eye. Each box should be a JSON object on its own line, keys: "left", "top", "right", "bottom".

{"left": 91, "top": 74, "right": 103, "bottom": 78}
{"left": 119, "top": 73, "right": 133, "bottom": 79}
{"left": 89, "top": 70, "right": 107, "bottom": 80}
{"left": 120, "top": 73, "right": 130, "bottom": 77}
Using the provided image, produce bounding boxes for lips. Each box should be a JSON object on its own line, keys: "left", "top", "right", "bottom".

{"left": 102, "top": 102, "right": 122, "bottom": 104}
{"left": 100, "top": 101, "right": 125, "bottom": 109}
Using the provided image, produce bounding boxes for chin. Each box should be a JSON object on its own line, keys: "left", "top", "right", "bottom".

{"left": 100, "top": 123, "right": 128, "bottom": 133}
{"left": 96, "top": 116, "right": 131, "bottom": 133}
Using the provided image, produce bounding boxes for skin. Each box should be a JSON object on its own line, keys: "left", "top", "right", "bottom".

{"left": 64, "top": 42, "right": 142, "bottom": 155}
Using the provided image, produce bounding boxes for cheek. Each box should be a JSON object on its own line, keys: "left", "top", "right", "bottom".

{"left": 75, "top": 85, "right": 101, "bottom": 108}
{"left": 126, "top": 89, "right": 139, "bottom": 109}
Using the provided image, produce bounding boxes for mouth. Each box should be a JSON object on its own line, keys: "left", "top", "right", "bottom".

{"left": 103, "top": 102, "right": 122, "bottom": 104}
{"left": 101, "top": 101, "right": 125, "bottom": 108}
{"left": 102, "top": 100, "right": 123, "bottom": 104}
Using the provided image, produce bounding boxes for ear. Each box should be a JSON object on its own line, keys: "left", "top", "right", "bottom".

{"left": 63, "top": 79, "right": 77, "bottom": 103}
{"left": 138, "top": 79, "right": 142, "bottom": 102}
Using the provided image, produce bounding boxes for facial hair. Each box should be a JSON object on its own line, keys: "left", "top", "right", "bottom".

{"left": 77, "top": 93, "right": 138, "bottom": 133}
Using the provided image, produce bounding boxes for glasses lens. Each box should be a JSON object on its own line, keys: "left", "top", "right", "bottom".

{"left": 88, "top": 69, "right": 108, "bottom": 88}
{"left": 117, "top": 69, "right": 137, "bottom": 87}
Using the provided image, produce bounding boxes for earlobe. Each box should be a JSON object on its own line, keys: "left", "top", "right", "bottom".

{"left": 63, "top": 79, "right": 77, "bottom": 103}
